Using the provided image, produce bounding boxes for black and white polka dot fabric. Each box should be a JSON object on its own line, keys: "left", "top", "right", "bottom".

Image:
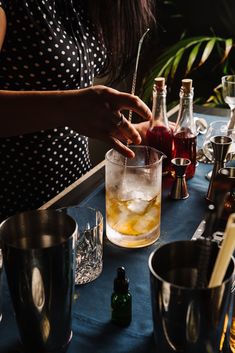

{"left": 0, "top": 0, "right": 106, "bottom": 222}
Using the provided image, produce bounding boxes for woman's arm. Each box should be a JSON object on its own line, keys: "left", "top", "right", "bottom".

{"left": 0, "top": 8, "right": 152, "bottom": 157}
{"left": 0, "top": 86, "right": 152, "bottom": 158}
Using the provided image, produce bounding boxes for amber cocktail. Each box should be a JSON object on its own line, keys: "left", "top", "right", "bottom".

{"left": 105, "top": 145, "right": 165, "bottom": 248}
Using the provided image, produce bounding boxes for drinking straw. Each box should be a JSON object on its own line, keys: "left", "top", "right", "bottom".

{"left": 208, "top": 213, "right": 235, "bottom": 288}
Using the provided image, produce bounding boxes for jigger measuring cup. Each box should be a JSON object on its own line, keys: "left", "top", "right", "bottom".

{"left": 0, "top": 209, "right": 77, "bottom": 353}
{"left": 170, "top": 158, "right": 191, "bottom": 200}
{"left": 206, "top": 135, "right": 232, "bottom": 202}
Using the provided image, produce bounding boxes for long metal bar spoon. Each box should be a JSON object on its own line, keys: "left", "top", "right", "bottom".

{"left": 119, "top": 28, "right": 150, "bottom": 191}
{"left": 127, "top": 28, "right": 150, "bottom": 124}
{"left": 123, "top": 27, "right": 150, "bottom": 175}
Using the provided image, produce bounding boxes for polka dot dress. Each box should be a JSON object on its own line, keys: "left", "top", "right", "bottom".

{"left": 0, "top": 0, "right": 106, "bottom": 222}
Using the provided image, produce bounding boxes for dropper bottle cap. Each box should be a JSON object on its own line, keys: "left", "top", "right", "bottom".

{"left": 113, "top": 267, "right": 129, "bottom": 293}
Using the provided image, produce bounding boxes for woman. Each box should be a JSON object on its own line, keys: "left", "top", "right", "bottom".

{"left": 0, "top": 1, "right": 155, "bottom": 221}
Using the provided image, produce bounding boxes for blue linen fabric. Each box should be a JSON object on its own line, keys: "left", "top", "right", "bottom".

{"left": 0, "top": 113, "right": 230, "bottom": 353}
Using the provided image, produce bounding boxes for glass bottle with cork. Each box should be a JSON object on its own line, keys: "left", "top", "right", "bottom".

{"left": 146, "top": 77, "right": 173, "bottom": 175}
{"left": 173, "top": 79, "right": 197, "bottom": 179}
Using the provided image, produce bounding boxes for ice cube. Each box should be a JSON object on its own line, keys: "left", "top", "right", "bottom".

{"left": 127, "top": 199, "right": 150, "bottom": 215}
{"left": 112, "top": 207, "right": 129, "bottom": 231}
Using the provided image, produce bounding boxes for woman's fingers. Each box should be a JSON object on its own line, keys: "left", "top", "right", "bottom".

{"left": 109, "top": 90, "right": 152, "bottom": 121}
{"left": 111, "top": 113, "right": 141, "bottom": 145}
{"left": 73, "top": 86, "right": 152, "bottom": 157}
{"left": 133, "top": 121, "right": 150, "bottom": 144}
{"left": 108, "top": 136, "right": 135, "bottom": 158}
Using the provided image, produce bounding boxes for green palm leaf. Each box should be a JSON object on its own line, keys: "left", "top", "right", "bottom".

{"left": 171, "top": 48, "right": 185, "bottom": 78}
{"left": 198, "top": 39, "right": 216, "bottom": 66}
{"left": 221, "top": 38, "right": 233, "bottom": 63}
{"left": 186, "top": 43, "right": 201, "bottom": 74}
{"left": 141, "top": 37, "right": 209, "bottom": 101}
{"left": 141, "top": 35, "right": 232, "bottom": 104}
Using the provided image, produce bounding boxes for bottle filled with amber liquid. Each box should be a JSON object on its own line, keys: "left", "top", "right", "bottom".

{"left": 173, "top": 79, "right": 197, "bottom": 179}
{"left": 146, "top": 77, "right": 173, "bottom": 175}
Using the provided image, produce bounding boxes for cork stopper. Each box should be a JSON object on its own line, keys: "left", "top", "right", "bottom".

{"left": 181, "top": 79, "right": 192, "bottom": 93}
{"left": 154, "top": 77, "right": 165, "bottom": 89}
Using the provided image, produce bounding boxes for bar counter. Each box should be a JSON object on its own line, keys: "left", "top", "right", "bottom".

{"left": 0, "top": 106, "right": 232, "bottom": 353}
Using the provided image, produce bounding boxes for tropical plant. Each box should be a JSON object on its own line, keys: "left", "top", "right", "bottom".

{"left": 140, "top": 35, "right": 235, "bottom": 109}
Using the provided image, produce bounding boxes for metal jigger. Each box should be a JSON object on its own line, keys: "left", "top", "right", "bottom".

{"left": 170, "top": 158, "right": 191, "bottom": 200}
{"left": 206, "top": 135, "right": 232, "bottom": 202}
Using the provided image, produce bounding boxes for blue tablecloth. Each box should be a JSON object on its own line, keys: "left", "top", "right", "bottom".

{"left": 0, "top": 112, "right": 230, "bottom": 353}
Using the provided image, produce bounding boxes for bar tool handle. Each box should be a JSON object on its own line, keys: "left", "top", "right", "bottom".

{"left": 128, "top": 28, "right": 150, "bottom": 123}
{"left": 208, "top": 213, "right": 235, "bottom": 288}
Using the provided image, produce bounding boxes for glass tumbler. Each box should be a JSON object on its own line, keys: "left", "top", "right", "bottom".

{"left": 105, "top": 145, "right": 165, "bottom": 248}
{"left": 60, "top": 206, "right": 103, "bottom": 285}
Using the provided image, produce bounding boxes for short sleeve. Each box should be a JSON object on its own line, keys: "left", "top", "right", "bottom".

{"left": 0, "top": 0, "right": 7, "bottom": 10}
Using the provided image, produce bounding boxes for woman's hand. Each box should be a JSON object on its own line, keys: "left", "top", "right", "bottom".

{"left": 133, "top": 121, "right": 176, "bottom": 146}
{"left": 70, "top": 85, "right": 152, "bottom": 158}
{"left": 0, "top": 85, "right": 152, "bottom": 159}
{"left": 133, "top": 121, "right": 150, "bottom": 145}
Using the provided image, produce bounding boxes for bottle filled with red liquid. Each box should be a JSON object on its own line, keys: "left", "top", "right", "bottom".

{"left": 173, "top": 79, "right": 197, "bottom": 179}
{"left": 146, "top": 77, "right": 173, "bottom": 175}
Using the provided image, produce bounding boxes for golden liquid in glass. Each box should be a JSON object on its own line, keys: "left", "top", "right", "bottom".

{"left": 106, "top": 193, "right": 161, "bottom": 236}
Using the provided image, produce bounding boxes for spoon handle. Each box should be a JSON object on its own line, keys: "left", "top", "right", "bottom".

{"left": 128, "top": 28, "right": 150, "bottom": 123}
